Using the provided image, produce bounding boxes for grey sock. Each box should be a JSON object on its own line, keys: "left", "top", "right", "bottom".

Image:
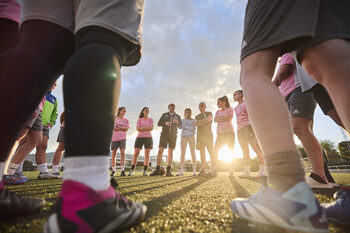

{"left": 265, "top": 150, "right": 305, "bottom": 191}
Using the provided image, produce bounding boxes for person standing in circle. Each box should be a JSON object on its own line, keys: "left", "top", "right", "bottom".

{"left": 128, "top": 107, "right": 154, "bottom": 176}
{"left": 111, "top": 107, "right": 129, "bottom": 176}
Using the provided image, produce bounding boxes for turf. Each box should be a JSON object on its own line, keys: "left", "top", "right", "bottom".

{"left": 1, "top": 172, "right": 350, "bottom": 233}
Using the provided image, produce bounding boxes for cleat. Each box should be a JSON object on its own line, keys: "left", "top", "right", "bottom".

{"left": 128, "top": 170, "right": 135, "bottom": 176}
{"left": 306, "top": 173, "right": 333, "bottom": 189}
{"left": 120, "top": 171, "right": 126, "bottom": 177}
{"left": 176, "top": 171, "right": 184, "bottom": 176}
{"left": 142, "top": 171, "right": 148, "bottom": 176}
{"left": 38, "top": 172, "right": 59, "bottom": 179}
{"left": 165, "top": 170, "right": 174, "bottom": 177}
{"left": 2, "top": 174, "right": 27, "bottom": 185}
{"left": 321, "top": 188, "right": 350, "bottom": 225}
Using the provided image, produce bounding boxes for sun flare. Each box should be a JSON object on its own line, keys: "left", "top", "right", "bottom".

{"left": 218, "top": 146, "right": 233, "bottom": 162}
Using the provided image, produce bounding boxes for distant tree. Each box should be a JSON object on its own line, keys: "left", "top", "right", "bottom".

{"left": 320, "top": 139, "right": 341, "bottom": 162}
{"left": 296, "top": 145, "right": 307, "bottom": 158}
{"left": 23, "top": 160, "right": 34, "bottom": 171}
{"left": 338, "top": 141, "right": 350, "bottom": 160}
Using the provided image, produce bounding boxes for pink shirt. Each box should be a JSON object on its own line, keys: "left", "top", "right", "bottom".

{"left": 39, "top": 97, "right": 46, "bottom": 112}
{"left": 111, "top": 117, "right": 129, "bottom": 141}
{"left": 234, "top": 101, "right": 249, "bottom": 131}
{"left": 137, "top": 117, "right": 154, "bottom": 138}
{"left": 0, "top": 1, "right": 21, "bottom": 23}
{"left": 278, "top": 53, "right": 298, "bottom": 98}
{"left": 215, "top": 107, "right": 234, "bottom": 134}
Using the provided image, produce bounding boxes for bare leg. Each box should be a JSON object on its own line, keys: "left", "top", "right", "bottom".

{"left": 144, "top": 148, "right": 151, "bottom": 167}
{"left": 326, "top": 108, "right": 345, "bottom": 129}
{"left": 167, "top": 148, "right": 173, "bottom": 167}
{"left": 11, "top": 131, "right": 42, "bottom": 164}
{"left": 248, "top": 137, "right": 265, "bottom": 166}
{"left": 132, "top": 148, "right": 141, "bottom": 166}
{"left": 53, "top": 142, "right": 65, "bottom": 166}
{"left": 179, "top": 137, "right": 187, "bottom": 171}
{"left": 189, "top": 137, "right": 196, "bottom": 173}
{"left": 35, "top": 135, "right": 48, "bottom": 165}
{"left": 111, "top": 150, "right": 117, "bottom": 168}
{"left": 199, "top": 147, "right": 206, "bottom": 171}
{"left": 156, "top": 147, "right": 164, "bottom": 166}
{"left": 120, "top": 149, "right": 125, "bottom": 167}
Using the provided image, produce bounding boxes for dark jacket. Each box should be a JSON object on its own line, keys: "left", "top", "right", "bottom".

{"left": 158, "top": 112, "right": 182, "bottom": 135}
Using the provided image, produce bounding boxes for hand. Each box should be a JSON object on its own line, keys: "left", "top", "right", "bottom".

{"left": 47, "top": 123, "right": 53, "bottom": 129}
{"left": 173, "top": 118, "right": 178, "bottom": 124}
{"left": 32, "top": 110, "right": 38, "bottom": 119}
{"left": 165, "top": 122, "right": 171, "bottom": 126}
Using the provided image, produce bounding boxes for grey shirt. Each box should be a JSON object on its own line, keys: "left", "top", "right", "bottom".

{"left": 181, "top": 118, "right": 196, "bottom": 137}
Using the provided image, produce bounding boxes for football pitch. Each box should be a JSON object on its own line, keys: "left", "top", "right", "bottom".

{"left": 1, "top": 172, "right": 350, "bottom": 233}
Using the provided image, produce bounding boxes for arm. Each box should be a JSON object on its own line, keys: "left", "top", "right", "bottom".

{"left": 177, "top": 116, "right": 183, "bottom": 129}
{"left": 158, "top": 114, "right": 166, "bottom": 127}
{"left": 273, "top": 63, "right": 294, "bottom": 86}
{"left": 195, "top": 114, "right": 212, "bottom": 126}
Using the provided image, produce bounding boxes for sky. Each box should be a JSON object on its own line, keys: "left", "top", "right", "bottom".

{"left": 46, "top": 0, "right": 348, "bottom": 162}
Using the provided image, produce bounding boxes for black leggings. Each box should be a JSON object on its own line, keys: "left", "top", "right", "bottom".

{"left": 0, "top": 20, "right": 74, "bottom": 161}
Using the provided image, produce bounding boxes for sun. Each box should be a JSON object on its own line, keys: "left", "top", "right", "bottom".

{"left": 218, "top": 145, "right": 234, "bottom": 162}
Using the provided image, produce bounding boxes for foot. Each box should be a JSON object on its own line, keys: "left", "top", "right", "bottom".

{"left": 192, "top": 172, "right": 197, "bottom": 176}
{"left": 51, "top": 172, "right": 63, "bottom": 179}
{"left": 128, "top": 170, "right": 135, "bottom": 176}
{"left": 0, "top": 181, "right": 46, "bottom": 221}
{"left": 38, "top": 172, "right": 59, "bottom": 179}
{"left": 321, "top": 188, "right": 350, "bottom": 225}
{"left": 110, "top": 171, "right": 116, "bottom": 177}
{"left": 306, "top": 173, "right": 333, "bottom": 189}
{"left": 230, "top": 182, "right": 328, "bottom": 232}
{"left": 205, "top": 171, "right": 217, "bottom": 177}
{"left": 43, "top": 180, "right": 147, "bottom": 233}
{"left": 14, "top": 172, "right": 29, "bottom": 181}
{"left": 3, "top": 174, "right": 27, "bottom": 185}
{"left": 120, "top": 171, "right": 126, "bottom": 177}
{"left": 165, "top": 170, "right": 174, "bottom": 177}
{"left": 198, "top": 170, "right": 206, "bottom": 176}
{"left": 143, "top": 171, "right": 148, "bottom": 176}
{"left": 176, "top": 171, "right": 184, "bottom": 176}
{"left": 150, "top": 169, "right": 164, "bottom": 176}
{"left": 239, "top": 172, "right": 252, "bottom": 178}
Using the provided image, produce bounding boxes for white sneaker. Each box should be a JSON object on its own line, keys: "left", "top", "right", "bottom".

{"left": 176, "top": 171, "right": 184, "bottom": 176}
{"left": 38, "top": 172, "right": 58, "bottom": 179}
{"left": 239, "top": 172, "right": 251, "bottom": 178}
{"left": 143, "top": 171, "right": 148, "bottom": 176}
{"left": 128, "top": 170, "right": 135, "bottom": 176}
{"left": 231, "top": 182, "right": 329, "bottom": 232}
{"left": 306, "top": 173, "right": 333, "bottom": 189}
{"left": 192, "top": 172, "right": 197, "bottom": 176}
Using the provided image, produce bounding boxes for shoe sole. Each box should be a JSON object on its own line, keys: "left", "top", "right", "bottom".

{"left": 44, "top": 203, "right": 147, "bottom": 233}
{"left": 230, "top": 202, "right": 329, "bottom": 233}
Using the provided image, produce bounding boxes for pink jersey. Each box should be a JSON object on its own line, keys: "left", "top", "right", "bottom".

{"left": 0, "top": 1, "right": 21, "bottom": 23}
{"left": 234, "top": 101, "right": 249, "bottom": 131}
{"left": 215, "top": 107, "right": 234, "bottom": 134}
{"left": 111, "top": 117, "right": 129, "bottom": 141}
{"left": 278, "top": 53, "right": 298, "bottom": 98}
{"left": 137, "top": 117, "right": 154, "bottom": 138}
{"left": 39, "top": 97, "right": 46, "bottom": 112}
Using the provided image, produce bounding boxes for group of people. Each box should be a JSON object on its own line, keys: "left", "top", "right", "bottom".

{"left": 110, "top": 94, "right": 266, "bottom": 178}
{"left": 1, "top": 0, "right": 350, "bottom": 232}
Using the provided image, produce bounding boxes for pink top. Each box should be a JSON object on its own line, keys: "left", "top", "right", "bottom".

{"left": 278, "top": 53, "right": 298, "bottom": 98}
{"left": 234, "top": 101, "right": 249, "bottom": 131}
{"left": 137, "top": 117, "right": 154, "bottom": 138}
{"left": 111, "top": 117, "right": 129, "bottom": 141}
{"left": 0, "top": 1, "right": 21, "bottom": 23}
{"left": 215, "top": 107, "right": 234, "bottom": 134}
{"left": 39, "top": 97, "right": 46, "bottom": 112}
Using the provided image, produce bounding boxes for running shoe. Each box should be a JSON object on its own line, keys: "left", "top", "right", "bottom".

{"left": 230, "top": 182, "right": 329, "bottom": 233}
{"left": 176, "top": 171, "right": 184, "bottom": 176}
{"left": 192, "top": 172, "right": 197, "bottom": 176}
{"left": 306, "top": 173, "right": 333, "bottom": 189}
{"left": 120, "top": 171, "right": 126, "bottom": 177}
{"left": 14, "top": 172, "right": 29, "bottom": 182}
{"left": 321, "top": 188, "right": 350, "bottom": 225}
{"left": 3, "top": 174, "right": 27, "bottom": 185}
{"left": 128, "top": 170, "right": 135, "bottom": 176}
{"left": 110, "top": 171, "right": 115, "bottom": 177}
{"left": 165, "top": 170, "right": 174, "bottom": 177}
{"left": 43, "top": 180, "right": 147, "bottom": 233}
{"left": 52, "top": 172, "right": 63, "bottom": 179}
{"left": 38, "top": 172, "right": 59, "bottom": 179}
{"left": 0, "top": 181, "right": 46, "bottom": 221}
{"left": 143, "top": 171, "right": 148, "bottom": 176}
{"left": 150, "top": 169, "right": 165, "bottom": 176}
{"left": 239, "top": 172, "right": 252, "bottom": 178}
{"left": 198, "top": 170, "right": 206, "bottom": 176}
{"left": 205, "top": 171, "right": 217, "bottom": 177}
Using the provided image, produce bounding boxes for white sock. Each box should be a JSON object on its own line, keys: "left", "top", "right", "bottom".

{"left": 38, "top": 163, "right": 49, "bottom": 173}
{"left": 15, "top": 161, "right": 24, "bottom": 173}
{"left": 0, "top": 162, "right": 5, "bottom": 182}
{"left": 112, "top": 166, "right": 116, "bottom": 172}
{"left": 63, "top": 156, "right": 110, "bottom": 191}
{"left": 7, "top": 162, "right": 19, "bottom": 175}
{"left": 244, "top": 165, "right": 250, "bottom": 174}
{"left": 53, "top": 165, "right": 59, "bottom": 173}
{"left": 121, "top": 166, "right": 125, "bottom": 172}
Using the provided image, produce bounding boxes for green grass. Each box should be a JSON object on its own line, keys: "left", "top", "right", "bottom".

{"left": 1, "top": 172, "right": 350, "bottom": 233}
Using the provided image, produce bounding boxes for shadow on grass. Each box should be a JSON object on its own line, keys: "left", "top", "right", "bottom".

{"left": 229, "top": 176, "right": 251, "bottom": 198}
{"left": 119, "top": 176, "right": 194, "bottom": 191}
{"left": 312, "top": 188, "right": 337, "bottom": 197}
{"left": 143, "top": 177, "right": 213, "bottom": 219}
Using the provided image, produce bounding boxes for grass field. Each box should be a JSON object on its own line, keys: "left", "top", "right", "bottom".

{"left": 1, "top": 172, "right": 350, "bottom": 233}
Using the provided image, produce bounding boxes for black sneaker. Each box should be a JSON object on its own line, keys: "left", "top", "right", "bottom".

{"left": 150, "top": 170, "right": 162, "bottom": 176}
{"left": 110, "top": 171, "right": 115, "bottom": 177}
{"left": 120, "top": 171, "right": 126, "bottom": 177}
{"left": 43, "top": 180, "right": 147, "bottom": 233}
{"left": 165, "top": 170, "right": 174, "bottom": 177}
{"left": 0, "top": 183, "right": 46, "bottom": 221}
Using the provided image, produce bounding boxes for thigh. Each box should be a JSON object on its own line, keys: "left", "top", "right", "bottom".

{"left": 312, "top": 84, "right": 335, "bottom": 115}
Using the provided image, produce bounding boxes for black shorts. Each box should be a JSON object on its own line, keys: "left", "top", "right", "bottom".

{"left": 30, "top": 114, "right": 43, "bottom": 132}
{"left": 237, "top": 125, "right": 256, "bottom": 144}
{"left": 310, "top": 84, "right": 335, "bottom": 115}
{"left": 286, "top": 87, "right": 316, "bottom": 120}
{"left": 57, "top": 127, "right": 65, "bottom": 143}
{"left": 43, "top": 124, "right": 50, "bottom": 138}
{"left": 241, "top": 0, "right": 350, "bottom": 61}
{"left": 214, "top": 132, "right": 235, "bottom": 151}
{"left": 134, "top": 137, "right": 153, "bottom": 149}
{"left": 196, "top": 134, "right": 213, "bottom": 150}
{"left": 111, "top": 140, "right": 126, "bottom": 150}
{"left": 159, "top": 133, "right": 177, "bottom": 149}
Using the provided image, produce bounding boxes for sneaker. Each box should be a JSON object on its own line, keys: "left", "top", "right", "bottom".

{"left": 321, "top": 188, "right": 350, "bottom": 225}
{"left": 0, "top": 181, "right": 46, "bottom": 221}
{"left": 128, "top": 170, "right": 135, "bottom": 176}
{"left": 176, "top": 171, "right": 184, "bottom": 176}
{"left": 143, "top": 171, "right": 148, "bottom": 176}
{"left": 150, "top": 169, "right": 165, "bottom": 176}
{"left": 239, "top": 172, "right": 252, "bottom": 178}
{"left": 120, "top": 171, "right": 126, "bottom": 177}
{"left": 205, "top": 171, "right": 217, "bottom": 177}
{"left": 192, "top": 172, "right": 197, "bottom": 176}
{"left": 43, "top": 180, "right": 147, "bottom": 233}
{"left": 230, "top": 182, "right": 329, "bottom": 233}
{"left": 198, "top": 170, "right": 206, "bottom": 176}
{"left": 51, "top": 172, "right": 63, "bottom": 179}
{"left": 3, "top": 174, "right": 27, "bottom": 185}
{"left": 111, "top": 171, "right": 116, "bottom": 177}
{"left": 165, "top": 170, "right": 174, "bottom": 177}
{"left": 38, "top": 172, "right": 59, "bottom": 179}
{"left": 14, "top": 172, "right": 29, "bottom": 182}
{"left": 306, "top": 173, "right": 333, "bottom": 189}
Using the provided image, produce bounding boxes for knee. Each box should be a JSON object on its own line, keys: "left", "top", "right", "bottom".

{"left": 301, "top": 57, "right": 325, "bottom": 84}
{"left": 292, "top": 123, "right": 309, "bottom": 138}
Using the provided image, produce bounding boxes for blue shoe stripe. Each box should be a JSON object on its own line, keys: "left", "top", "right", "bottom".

{"left": 250, "top": 203, "right": 274, "bottom": 224}
{"left": 240, "top": 202, "right": 251, "bottom": 217}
